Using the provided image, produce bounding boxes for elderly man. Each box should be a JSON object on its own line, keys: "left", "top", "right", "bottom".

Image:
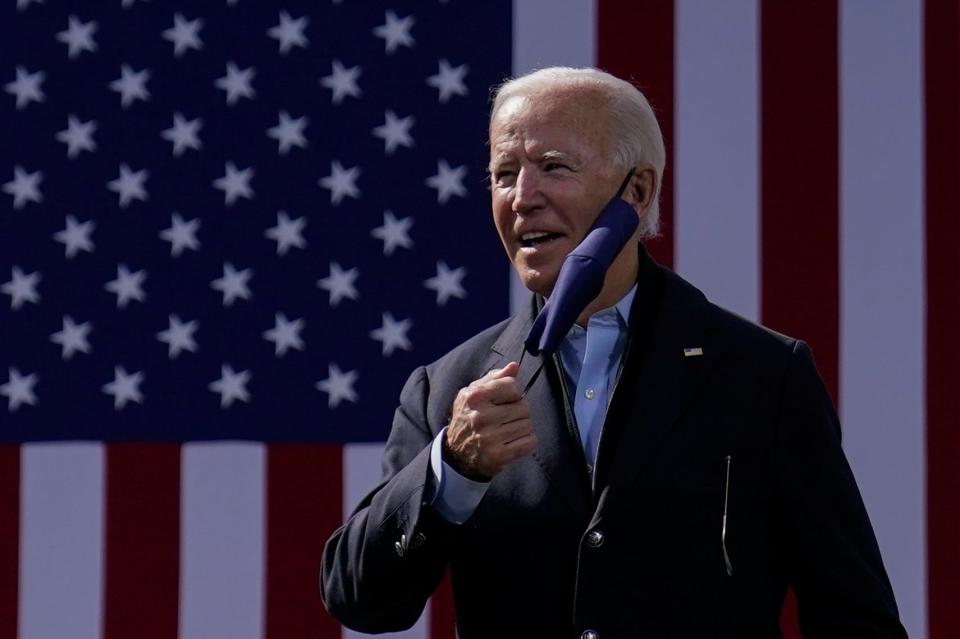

{"left": 321, "top": 67, "right": 906, "bottom": 638}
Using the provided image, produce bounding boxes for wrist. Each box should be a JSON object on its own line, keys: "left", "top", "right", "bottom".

{"left": 442, "top": 432, "right": 491, "bottom": 482}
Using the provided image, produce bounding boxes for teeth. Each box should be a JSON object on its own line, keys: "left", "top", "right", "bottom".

{"left": 521, "top": 231, "right": 551, "bottom": 241}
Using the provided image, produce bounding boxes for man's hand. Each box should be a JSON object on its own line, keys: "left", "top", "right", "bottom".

{"left": 444, "top": 361, "right": 536, "bottom": 481}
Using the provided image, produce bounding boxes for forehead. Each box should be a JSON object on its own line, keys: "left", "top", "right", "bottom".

{"left": 489, "top": 88, "right": 612, "bottom": 159}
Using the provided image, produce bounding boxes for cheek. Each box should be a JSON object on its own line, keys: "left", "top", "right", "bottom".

{"left": 491, "top": 198, "right": 514, "bottom": 244}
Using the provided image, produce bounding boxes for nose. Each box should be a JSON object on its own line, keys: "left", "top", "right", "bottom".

{"left": 512, "top": 166, "right": 544, "bottom": 215}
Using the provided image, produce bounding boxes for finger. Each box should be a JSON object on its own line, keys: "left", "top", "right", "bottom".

{"left": 489, "top": 361, "right": 519, "bottom": 379}
{"left": 467, "top": 362, "right": 516, "bottom": 389}
{"left": 470, "top": 377, "right": 523, "bottom": 406}
{"left": 495, "top": 431, "right": 538, "bottom": 465}
{"left": 495, "top": 416, "right": 534, "bottom": 444}
{"left": 470, "top": 403, "right": 530, "bottom": 432}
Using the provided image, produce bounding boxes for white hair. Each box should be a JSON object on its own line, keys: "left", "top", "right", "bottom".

{"left": 489, "top": 67, "right": 666, "bottom": 238}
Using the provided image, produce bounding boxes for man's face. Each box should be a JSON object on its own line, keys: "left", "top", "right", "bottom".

{"left": 489, "top": 91, "right": 627, "bottom": 297}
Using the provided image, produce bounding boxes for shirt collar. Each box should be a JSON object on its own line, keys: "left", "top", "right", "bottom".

{"left": 614, "top": 283, "right": 637, "bottom": 328}
{"left": 565, "top": 283, "right": 637, "bottom": 335}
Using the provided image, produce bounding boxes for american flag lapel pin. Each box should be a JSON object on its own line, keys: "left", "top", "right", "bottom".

{"left": 683, "top": 347, "right": 704, "bottom": 357}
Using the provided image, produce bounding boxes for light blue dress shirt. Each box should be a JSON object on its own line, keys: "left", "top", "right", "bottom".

{"left": 427, "top": 286, "right": 637, "bottom": 524}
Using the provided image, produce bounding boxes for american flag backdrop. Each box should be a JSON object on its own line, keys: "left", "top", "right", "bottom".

{"left": 1, "top": 1, "right": 957, "bottom": 639}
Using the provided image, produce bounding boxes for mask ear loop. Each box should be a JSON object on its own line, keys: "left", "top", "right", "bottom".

{"left": 615, "top": 168, "right": 635, "bottom": 199}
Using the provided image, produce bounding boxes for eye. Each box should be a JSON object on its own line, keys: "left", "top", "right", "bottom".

{"left": 544, "top": 161, "right": 570, "bottom": 172}
{"left": 493, "top": 170, "right": 516, "bottom": 187}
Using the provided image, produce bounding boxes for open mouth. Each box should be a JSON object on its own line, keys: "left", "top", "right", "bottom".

{"left": 519, "top": 231, "right": 563, "bottom": 248}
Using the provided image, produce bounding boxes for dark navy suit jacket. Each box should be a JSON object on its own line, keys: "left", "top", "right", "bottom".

{"left": 321, "top": 247, "right": 906, "bottom": 639}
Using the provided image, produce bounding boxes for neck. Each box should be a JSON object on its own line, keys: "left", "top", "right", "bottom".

{"left": 574, "top": 243, "right": 639, "bottom": 326}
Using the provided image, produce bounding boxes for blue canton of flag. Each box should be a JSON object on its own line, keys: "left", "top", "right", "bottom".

{"left": 0, "top": 0, "right": 512, "bottom": 443}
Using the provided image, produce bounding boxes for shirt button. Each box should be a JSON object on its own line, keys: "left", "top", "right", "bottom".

{"left": 584, "top": 388, "right": 596, "bottom": 400}
{"left": 586, "top": 530, "right": 604, "bottom": 547}
{"left": 582, "top": 630, "right": 599, "bottom": 639}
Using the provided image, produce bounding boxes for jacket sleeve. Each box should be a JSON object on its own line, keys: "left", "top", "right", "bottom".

{"left": 775, "top": 341, "right": 907, "bottom": 638}
{"left": 320, "top": 366, "right": 457, "bottom": 633}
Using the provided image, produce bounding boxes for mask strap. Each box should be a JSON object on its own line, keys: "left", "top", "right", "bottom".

{"left": 615, "top": 168, "right": 635, "bottom": 199}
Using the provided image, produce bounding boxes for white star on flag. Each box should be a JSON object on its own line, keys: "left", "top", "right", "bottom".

{"left": 161, "top": 112, "right": 203, "bottom": 156}
{"left": 426, "top": 159, "right": 468, "bottom": 204}
{"left": 5, "top": 66, "right": 45, "bottom": 110}
{"left": 156, "top": 314, "right": 199, "bottom": 358}
{"left": 107, "top": 163, "right": 149, "bottom": 208}
{"left": 213, "top": 162, "right": 254, "bottom": 205}
{"left": 215, "top": 62, "right": 256, "bottom": 105}
{"left": 2, "top": 266, "right": 41, "bottom": 310}
{"left": 211, "top": 262, "right": 253, "bottom": 306}
{"left": 425, "top": 261, "right": 467, "bottom": 305}
{"left": 209, "top": 364, "right": 251, "bottom": 408}
{"left": 267, "top": 111, "right": 308, "bottom": 154}
{"left": 53, "top": 215, "right": 95, "bottom": 258}
{"left": 162, "top": 13, "right": 204, "bottom": 57}
{"left": 263, "top": 313, "right": 305, "bottom": 356}
{"left": 56, "top": 115, "right": 98, "bottom": 158}
{"left": 319, "top": 160, "right": 361, "bottom": 205}
{"left": 102, "top": 366, "right": 144, "bottom": 410}
{"left": 56, "top": 15, "right": 98, "bottom": 59}
{"left": 105, "top": 264, "right": 147, "bottom": 308}
{"left": 3, "top": 165, "right": 43, "bottom": 209}
{"left": 316, "top": 363, "right": 358, "bottom": 409}
{"left": 109, "top": 64, "right": 151, "bottom": 108}
{"left": 372, "top": 110, "right": 415, "bottom": 154}
{"left": 370, "top": 312, "right": 413, "bottom": 357}
{"left": 373, "top": 10, "right": 415, "bottom": 54}
{"left": 268, "top": 11, "right": 309, "bottom": 54}
{"left": 320, "top": 59, "right": 362, "bottom": 104}
{"left": 427, "top": 59, "right": 469, "bottom": 103}
{"left": 265, "top": 210, "right": 307, "bottom": 255}
{"left": 159, "top": 213, "right": 201, "bottom": 256}
{"left": 1, "top": 368, "right": 38, "bottom": 412}
{"left": 371, "top": 210, "right": 414, "bottom": 255}
{"left": 317, "top": 262, "right": 359, "bottom": 307}
{"left": 50, "top": 316, "right": 92, "bottom": 359}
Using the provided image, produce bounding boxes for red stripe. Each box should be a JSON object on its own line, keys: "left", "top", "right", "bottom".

{"left": 265, "top": 444, "right": 342, "bottom": 639}
{"left": 597, "top": 0, "right": 675, "bottom": 269}
{"left": 103, "top": 444, "right": 181, "bottom": 639}
{"left": 760, "top": 3, "right": 839, "bottom": 638}
{"left": 429, "top": 569, "right": 457, "bottom": 639}
{"left": 0, "top": 446, "right": 19, "bottom": 639}
{"left": 925, "top": 1, "right": 960, "bottom": 636}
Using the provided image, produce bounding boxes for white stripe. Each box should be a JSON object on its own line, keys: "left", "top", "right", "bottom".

{"left": 509, "top": 0, "right": 597, "bottom": 314}
{"left": 179, "top": 443, "right": 265, "bottom": 639}
{"left": 343, "top": 443, "right": 428, "bottom": 639}
{"left": 839, "top": 2, "right": 926, "bottom": 637}
{"left": 675, "top": 0, "right": 759, "bottom": 321}
{"left": 19, "top": 443, "right": 103, "bottom": 639}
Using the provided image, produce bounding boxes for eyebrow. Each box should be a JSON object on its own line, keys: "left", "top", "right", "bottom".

{"left": 488, "top": 149, "right": 581, "bottom": 172}
{"left": 540, "top": 150, "right": 580, "bottom": 164}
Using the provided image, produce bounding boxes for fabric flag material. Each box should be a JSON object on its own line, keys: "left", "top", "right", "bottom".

{"left": 2, "top": 2, "right": 958, "bottom": 639}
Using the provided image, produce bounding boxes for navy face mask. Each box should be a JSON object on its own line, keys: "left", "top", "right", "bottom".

{"left": 523, "top": 169, "right": 639, "bottom": 357}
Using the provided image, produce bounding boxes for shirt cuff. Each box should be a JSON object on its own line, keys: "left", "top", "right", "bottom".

{"left": 427, "top": 427, "right": 490, "bottom": 525}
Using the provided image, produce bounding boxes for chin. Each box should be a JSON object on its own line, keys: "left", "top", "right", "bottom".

{"left": 517, "top": 265, "right": 558, "bottom": 298}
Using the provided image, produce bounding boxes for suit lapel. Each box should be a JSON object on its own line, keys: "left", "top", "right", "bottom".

{"left": 491, "top": 299, "right": 591, "bottom": 515}
{"left": 592, "top": 267, "right": 727, "bottom": 522}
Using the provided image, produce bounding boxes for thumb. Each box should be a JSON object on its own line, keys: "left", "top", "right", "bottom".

{"left": 488, "top": 361, "right": 519, "bottom": 379}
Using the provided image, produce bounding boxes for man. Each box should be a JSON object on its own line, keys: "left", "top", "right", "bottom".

{"left": 321, "top": 67, "right": 906, "bottom": 638}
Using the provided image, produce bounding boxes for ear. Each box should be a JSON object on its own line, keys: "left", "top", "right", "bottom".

{"left": 624, "top": 166, "right": 656, "bottom": 213}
